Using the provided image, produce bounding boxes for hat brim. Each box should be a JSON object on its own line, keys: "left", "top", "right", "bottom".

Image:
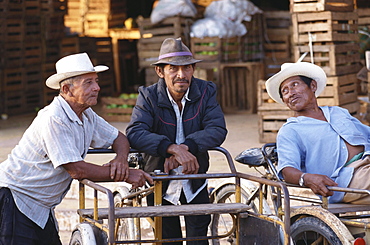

{"left": 151, "top": 56, "right": 202, "bottom": 66}
{"left": 46, "top": 65, "right": 109, "bottom": 89}
{"left": 265, "top": 62, "right": 327, "bottom": 105}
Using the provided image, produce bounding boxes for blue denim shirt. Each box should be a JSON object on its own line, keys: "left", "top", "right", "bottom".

{"left": 277, "top": 106, "right": 370, "bottom": 203}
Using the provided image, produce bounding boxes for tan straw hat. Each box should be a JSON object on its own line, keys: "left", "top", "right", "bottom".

{"left": 265, "top": 62, "right": 327, "bottom": 105}
{"left": 152, "top": 37, "right": 201, "bottom": 66}
{"left": 46, "top": 53, "right": 109, "bottom": 89}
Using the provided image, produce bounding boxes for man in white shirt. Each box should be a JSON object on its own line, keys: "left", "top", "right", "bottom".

{"left": 0, "top": 53, "right": 152, "bottom": 244}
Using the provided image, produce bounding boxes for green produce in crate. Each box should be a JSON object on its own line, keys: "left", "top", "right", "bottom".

{"left": 119, "top": 93, "right": 138, "bottom": 99}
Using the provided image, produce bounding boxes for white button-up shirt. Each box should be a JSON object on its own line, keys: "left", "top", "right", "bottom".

{"left": 163, "top": 88, "right": 207, "bottom": 205}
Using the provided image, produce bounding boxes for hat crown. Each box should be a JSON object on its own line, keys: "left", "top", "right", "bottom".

{"left": 152, "top": 38, "right": 201, "bottom": 66}
{"left": 159, "top": 38, "right": 191, "bottom": 56}
{"left": 56, "top": 53, "right": 94, "bottom": 74}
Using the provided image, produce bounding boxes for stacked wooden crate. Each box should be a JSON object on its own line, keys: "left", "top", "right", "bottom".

{"left": 263, "top": 11, "right": 293, "bottom": 79}
{"left": 136, "top": 16, "right": 194, "bottom": 86}
{"left": 241, "top": 13, "right": 265, "bottom": 62}
{"left": 0, "top": 0, "right": 66, "bottom": 115}
{"left": 257, "top": 11, "right": 293, "bottom": 142}
{"left": 41, "top": 0, "right": 69, "bottom": 105}
{"left": 100, "top": 95, "right": 137, "bottom": 122}
{"left": 191, "top": 13, "right": 265, "bottom": 112}
{"left": 257, "top": 80, "right": 294, "bottom": 143}
{"left": 64, "top": 0, "right": 127, "bottom": 37}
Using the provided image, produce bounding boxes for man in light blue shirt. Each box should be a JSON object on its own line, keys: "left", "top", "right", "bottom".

{"left": 265, "top": 62, "right": 370, "bottom": 204}
{"left": 0, "top": 53, "right": 152, "bottom": 244}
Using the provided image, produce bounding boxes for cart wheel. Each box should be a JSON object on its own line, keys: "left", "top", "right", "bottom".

{"left": 69, "top": 223, "right": 102, "bottom": 245}
{"left": 291, "top": 216, "right": 341, "bottom": 245}
{"left": 210, "top": 183, "right": 270, "bottom": 245}
{"left": 114, "top": 191, "right": 138, "bottom": 243}
{"left": 69, "top": 230, "right": 83, "bottom": 245}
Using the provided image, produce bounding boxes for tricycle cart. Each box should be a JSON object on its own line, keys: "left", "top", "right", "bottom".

{"left": 69, "top": 146, "right": 291, "bottom": 245}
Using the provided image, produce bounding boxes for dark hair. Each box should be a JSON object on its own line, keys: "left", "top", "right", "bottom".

{"left": 279, "top": 75, "right": 313, "bottom": 99}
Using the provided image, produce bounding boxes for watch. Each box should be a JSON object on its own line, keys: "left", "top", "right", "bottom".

{"left": 299, "top": 173, "right": 306, "bottom": 187}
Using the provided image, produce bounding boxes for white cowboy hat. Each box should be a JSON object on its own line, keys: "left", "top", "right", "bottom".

{"left": 265, "top": 62, "right": 327, "bottom": 105}
{"left": 46, "top": 53, "right": 109, "bottom": 89}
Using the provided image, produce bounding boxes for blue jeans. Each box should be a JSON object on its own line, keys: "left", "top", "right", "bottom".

{"left": 0, "top": 188, "right": 62, "bottom": 245}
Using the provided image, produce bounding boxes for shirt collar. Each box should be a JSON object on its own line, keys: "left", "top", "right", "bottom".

{"left": 166, "top": 88, "right": 191, "bottom": 105}
{"left": 56, "top": 95, "right": 84, "bottom": 125}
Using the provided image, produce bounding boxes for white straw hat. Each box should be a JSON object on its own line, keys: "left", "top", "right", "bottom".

{"left": 265, "top": 62, "right": 327, "bottom": 105}
{"left": 46, "top": 53, "right": 109, "bottom": 89}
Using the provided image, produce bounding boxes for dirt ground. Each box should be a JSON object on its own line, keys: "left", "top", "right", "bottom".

{"left": 0, "top": 109, "right": 265, "bottom": 244}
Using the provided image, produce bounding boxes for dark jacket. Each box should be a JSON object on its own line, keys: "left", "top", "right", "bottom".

{"left": 126, "top": 77, "right": 227, "bottom": 192}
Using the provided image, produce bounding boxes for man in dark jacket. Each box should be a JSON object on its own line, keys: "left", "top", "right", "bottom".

{"left": 126, "top": 37, "right": 227, "bottom": 244}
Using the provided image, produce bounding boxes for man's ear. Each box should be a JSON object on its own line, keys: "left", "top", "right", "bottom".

{"left": 61, "top": 83, "right": 71, "bottom": 95}
{"left": 310, "top": 80, "right": 318, "bottom": 93}
{"left": 155, "top": 66, "right": 164, "bottom": 78}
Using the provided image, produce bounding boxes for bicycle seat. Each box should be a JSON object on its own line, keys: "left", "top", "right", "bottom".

{"left": 235, "top": 147, "right": 266, "bottom": 167}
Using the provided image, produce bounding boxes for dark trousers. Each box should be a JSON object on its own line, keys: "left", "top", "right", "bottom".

{"left": 147, "top": 187, "right": 211, "bottom": 245}
{"left": 0, "top": 187, "right": 62, "bottom": 245}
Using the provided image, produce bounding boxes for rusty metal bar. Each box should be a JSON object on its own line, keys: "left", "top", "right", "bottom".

{"left": 79, "top": 182, "right": 85, "bottom": 223}
{"left": 236, "top": 172, "right": 291, "bottom": 245}
{"left": 80, "top": 179, "right": 116, "bottom": 245}
{"left": 153, "top": 176, "right": 163, "bottom": 244}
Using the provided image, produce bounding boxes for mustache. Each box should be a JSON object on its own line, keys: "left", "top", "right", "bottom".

{"left": 174, "top": 78, "right": 189, "bottom": 83}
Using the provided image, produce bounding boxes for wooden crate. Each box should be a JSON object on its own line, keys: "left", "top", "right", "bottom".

{"left": 1, "top": 42, "right": 23, "bottom": 67}
{"left": 64, "top": 16, "right": 83, "bottom": 35}
{"left": 42, "top": 62, "right": 59, "bottom": 105}
{"left": 1, "top": 88, "right": 43, "bottom": 115}
{"left": 24, "top": 0, "right": 41, "bottom": 16}
{"left": 292, "top": 11, "right": 358, "bottom": 44}
{"left": 143, "top": 67, "right": 159, "bottom": 87}
{"left": 257, "top": 79, "right": 291, "bottom": 111}
{"left": 0, "top": 19, "right": 24, "bottom": 42}
{"left": 24, "top": 41, "right": 43, "bottom": 65}
{"left": 1, "top": 90, "right": 25, "bottom": 115}
{"left": 264, "top": 57, "right": 294, "bottom": 79}
{"left": 41, "top": 14, "right": 65, "bottom": 40}
{"left": 87, "top": 0, "right": 127, "bottom": 14}
{"left": 290, "top": 0, "right": 354, "bottom": 12}
{"left": 219, "top": 62, "right": 264, "bottom": 113}
{"left": 0, "top": 17, "right": 42, "bottom": 42}
{"left": 84, "top": 13, "right": 126, "bottom": 37}
{"left": 137, "top": 16, "right": 194, "bottom": 47}
{"left": 263, "top": 11, "right": 292, "bottom": 59}
{"left": 241, "top": 13, "right": 264, "bottom": 62}
{"left": 137, "top": 40, "right": 162, "bottom": 68}
{"left": 24, "top": 64, "right": 43, "bottom": 90}
{"left": 191, "top": 37, "right": 242, "bottom": 63}
{"left": 0, "top": 0, "right": 24, "bottom": 18}
{"left": 100, "top": 96, "right": 136, "bottom": 122}
{"left": 358, "top": 8, "right": 370, "bottom": 27}
{"left": 318, "top": 73, "right": 358, "bottom": 106}
{"left": 293, "top": 43, "right": 362, "bottom": 76}
{"left": 258, "top": 110, "right": 294, "bottom": 143}
{"left": 137, "top": 16, "right": 194, "bottom": 68}
{"left": 1, "top": 67, "right": 23, "bottom": 92}
{"left": 40, "top": 0, "right": 67, "bottom": 15}
{"left": 340, "top": 100, "right": 360, "bottom": 116}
